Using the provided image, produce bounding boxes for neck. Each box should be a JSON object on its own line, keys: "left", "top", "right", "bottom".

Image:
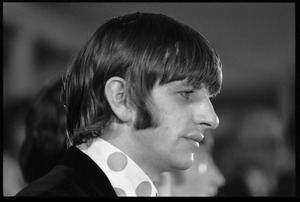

{"left": 100, "top": 123, "right": 159, "bottom": 181}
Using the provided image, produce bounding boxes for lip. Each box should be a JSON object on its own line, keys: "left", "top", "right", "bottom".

{"left": 184, "top": 132, "right": 205, "bottom": 143}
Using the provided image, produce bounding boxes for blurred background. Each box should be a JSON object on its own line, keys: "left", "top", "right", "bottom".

{"left": 3, "top": 3, "right": 295, "bottom": 196}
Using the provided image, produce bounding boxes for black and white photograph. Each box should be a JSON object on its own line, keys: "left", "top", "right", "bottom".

{"left": 3, "top": 2, "right": 295, "bottom": 197}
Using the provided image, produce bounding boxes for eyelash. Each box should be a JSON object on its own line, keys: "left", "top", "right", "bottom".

{"left": 179, "top": 90, "right": 194, "bottom": 100}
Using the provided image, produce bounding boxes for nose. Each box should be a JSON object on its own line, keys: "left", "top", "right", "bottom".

{"left": 193, "top": 96, "right": 219, "bottom": 130}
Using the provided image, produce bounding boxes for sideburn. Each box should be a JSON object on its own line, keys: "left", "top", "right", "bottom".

{"left": 133, "top": 105, "right": 160, "bottom": 130}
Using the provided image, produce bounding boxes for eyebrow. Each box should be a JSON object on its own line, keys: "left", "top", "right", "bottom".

{"left": 169, "top": 81, "right": 219, "bottom": 98}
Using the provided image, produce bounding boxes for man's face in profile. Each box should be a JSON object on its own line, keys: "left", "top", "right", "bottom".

{"left": 130, "top": 79, "right": 219, "bottom": 173}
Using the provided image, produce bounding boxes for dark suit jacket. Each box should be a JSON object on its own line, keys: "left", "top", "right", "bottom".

{"left": 15, "top": 146, "right": 117, "bottom": 197}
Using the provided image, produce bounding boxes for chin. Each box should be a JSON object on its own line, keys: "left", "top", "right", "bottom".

{"left": 168, "top": 151, "right": 194, "bottom": 171}
{"left": 174, "top": 157, "right": 194, "bottom": 170}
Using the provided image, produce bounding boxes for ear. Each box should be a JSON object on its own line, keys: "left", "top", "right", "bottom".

{"left": 105, "top": 77, "right": 132, "bottom": 123}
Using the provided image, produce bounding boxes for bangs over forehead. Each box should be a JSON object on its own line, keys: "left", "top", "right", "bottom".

{"left": 157, "top": 17, "right": 223, "bottom": 96}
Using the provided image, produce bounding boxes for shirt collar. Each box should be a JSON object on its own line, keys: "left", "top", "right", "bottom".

{"left": 80, "top": 138, "right": 158, "bottom": 197}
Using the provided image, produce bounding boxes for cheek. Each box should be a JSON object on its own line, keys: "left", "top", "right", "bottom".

{"left": 153, "top": 92, "right": 193, "bottom": 128}
{"left": 158, "top": 105, "right": 191, "bottom": 129}
{"left": 155, "top": 107, "right": 195, "bottom": 150}
{"left": 152, "top": 103, "right": 195, "bottom": 146}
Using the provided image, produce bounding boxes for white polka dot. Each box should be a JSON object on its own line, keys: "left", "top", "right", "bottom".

{"left": 114, "top": 187, "right": 126, "bottom": 196}
{"left": 107, "top": 152, "right": 128, "bottom": 172}
{"left": 135, "top": 181, "right": 152, "bottom": 196}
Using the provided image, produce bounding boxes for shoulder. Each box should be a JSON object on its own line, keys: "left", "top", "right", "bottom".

{"left": 15, "top": 146, "right": 117, "bottom": 197}
{"left": 15, "top": 165, "right": 91, "bottom": 197}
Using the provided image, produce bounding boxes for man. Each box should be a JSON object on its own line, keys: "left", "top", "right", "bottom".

{"left": 16, "top": 12, "right": 223, "bottom": 197}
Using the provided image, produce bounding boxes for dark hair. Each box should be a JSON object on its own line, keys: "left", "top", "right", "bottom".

{"left": 19, "top": 79, "right": 67, "bottom": 183}
{"left": 62, "top": 12, "right": 222, "bottom": 145}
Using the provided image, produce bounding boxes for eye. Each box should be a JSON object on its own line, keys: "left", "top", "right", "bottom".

{"left": 179, "top": 90, "right": 194, "bottom": 100}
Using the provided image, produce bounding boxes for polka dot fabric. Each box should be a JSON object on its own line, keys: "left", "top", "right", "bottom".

{"left": 81, "top": 138, "right": 158, "bottom": 197}
{"left": 107, "top": 152, "right": 128, "bottom": 172}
